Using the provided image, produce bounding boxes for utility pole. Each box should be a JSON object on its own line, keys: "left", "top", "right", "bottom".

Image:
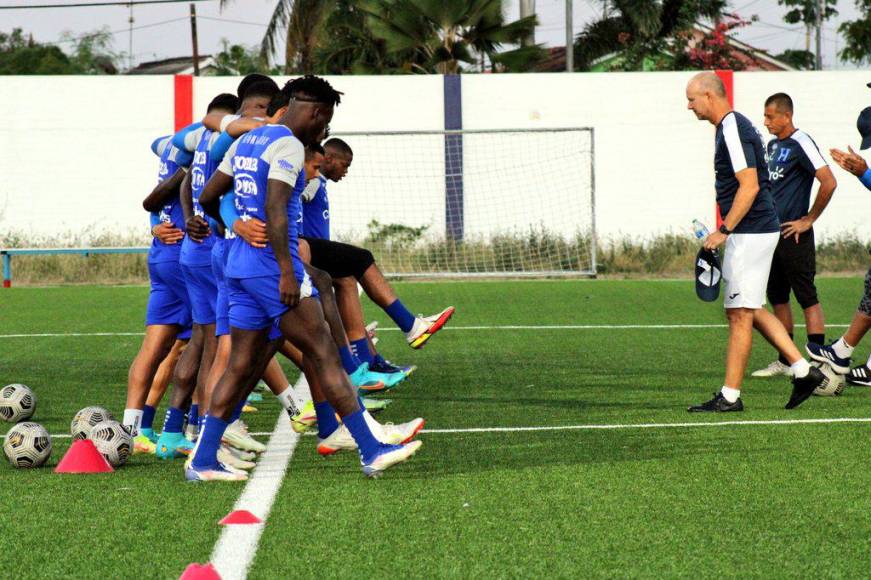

{"left": 127, "top": 2, "right": 133, "bottom": 71}
{"left": 519, "top": 0, "right": 535, "bottom": 46}
{"left": 190, "top": 3, "right": 200, "bottom": 75}
{"left": 815, "top": 0, "right": 823, "bottom": 70}
{"left": 565, "top": 0, "right": 573, "bottom": 72}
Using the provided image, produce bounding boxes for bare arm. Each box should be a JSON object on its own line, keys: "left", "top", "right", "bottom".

{"left": 200, "top": 171, "right": 233, "bottom": 225}
{"left": 201, "top": 112, "right": 225, "bottom": 132}
{"left": 266, "top": 178, "right": 300, "bottom": 306}
{"left": 226, "top": 117, "right": 266, "bottom": 137}
{"left": 780, "top": 166, "right": 837, "bottom": 242}
{"left": 143, "top": 168, "right": 185, "bottom": 212}
{"left": 180, "top": 171, "right": 210, "bottom": 243}
{"left": 179, "top": 171, "right": 194, "bottom": 224}
{"left": 703, "top": 168, "right": 759, "bottom": 251}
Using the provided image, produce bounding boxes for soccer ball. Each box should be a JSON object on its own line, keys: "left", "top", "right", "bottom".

{"left": 812, "top": 361, "right": 846, "bottom": 396}
{"left": 88, "top": 420, "right": 132, "bottom": 467}
{"left": 3, "top": 422, "right": 52, "bottom": 468}
{"left": 0, "top": 384, "right": 37, "bottom": 423}
{"left": 70, "top": 406, "right": 114, "bottom": 440}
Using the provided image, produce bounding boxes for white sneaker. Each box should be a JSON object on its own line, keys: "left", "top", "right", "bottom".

{"left": 406, "top": 307, "right": 455, "bottom": 349}
{"left": 361, "top": 441, "right": 422, "bottom": 478}
{"left": 380, "top": 418, "right": 425, "bottom": 445}
{"left": 751, "top": 360, "right": 793, "bottom": 377}
{"left": 225, "top": 445, "right": 257, "bottom": 462}
{"left": 185, "top": 462, "right": 248, "bottom": 482}
{"left": 222, "top": 420, "right": 266, "bottom": 453}
{"left": 316, "top": 425, "right": 357, "bottom": 456}
{"left": 218, "top": 445, "right": 256, "bottom": 471}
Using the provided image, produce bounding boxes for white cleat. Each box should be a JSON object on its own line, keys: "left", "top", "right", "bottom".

{"left": 362, "top": 441, "right": 423, "bottom": 478}
{"left": 185, "top": 462, "right": 249, "bottom": 482}
{"left": 380, "top": 418, "right": 425, "bottom": 445}
{"left": 406, "top": 307, "right": 455, "bottom": 349}
{"left": 218, "top": 445, "right": 257, "bottom": 471}
{"left": 222, "top": 420, "right": 266, "bottom": 453}
{"left": 317, "top": 425, "right": 357, "bottom": 456}
{"left": 751, "top": 360, "right": 793, "bottom": 377}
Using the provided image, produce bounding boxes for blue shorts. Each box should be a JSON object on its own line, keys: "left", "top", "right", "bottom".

{"left": 146, "top": 260, "right": 192, "bottom": 331}
{"left": 182, "top": 263, "right": 217, "bottom": 325}
{"left": 227, "top": 271, "right": 317, "bottom": 332}
{"left": 211, "top": 243, "right": 231, "bottom": 337}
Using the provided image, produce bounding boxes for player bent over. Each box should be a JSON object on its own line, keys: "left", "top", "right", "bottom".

{"left": 684, "top": 72, "right": 827, "bottom": 412}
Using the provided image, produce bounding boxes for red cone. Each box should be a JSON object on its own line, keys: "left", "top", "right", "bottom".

{"left": 179, "top": 563, "right": 221, "bottom": 580}
{"left": 219, "top": 509, "right": 262, "bottom": 525}
{"left": 54, "top": 439, "right": 114, "bottom": 473}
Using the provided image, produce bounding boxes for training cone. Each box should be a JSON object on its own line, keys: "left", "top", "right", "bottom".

{"left": 219, "top": 509, "right": 262, "bottom": 525}
{"left": 54, "top": 439, "right": 114, "bottom": 473}
{"left": 179, "top": 563, "right": 220, "bottom": 580}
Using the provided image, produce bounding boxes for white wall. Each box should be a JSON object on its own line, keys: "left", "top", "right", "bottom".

{"left": 1, "top": 72, "right": 869, "bottom": 246}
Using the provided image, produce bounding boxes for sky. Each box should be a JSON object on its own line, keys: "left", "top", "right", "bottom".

{"left": 0, "top": 0, "right": 863, "bottom": 70}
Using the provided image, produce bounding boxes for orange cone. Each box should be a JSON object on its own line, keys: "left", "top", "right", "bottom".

{"left": 219, "top": 510, "right": 262, "bottom": 525}
{"left": 54, "top": 439, "right": 113, "bottom": 473}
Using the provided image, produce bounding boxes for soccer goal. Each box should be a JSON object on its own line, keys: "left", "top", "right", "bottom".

{"left": 328, "top": 127, "right": 596, "bottom": 278}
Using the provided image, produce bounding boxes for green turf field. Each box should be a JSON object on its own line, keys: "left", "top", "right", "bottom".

{"left": 2, "top": 278, "right": 871, "bottom": 578}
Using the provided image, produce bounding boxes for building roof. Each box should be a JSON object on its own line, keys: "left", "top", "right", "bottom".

{"left": 126, "top": 55, "right": 216, "bottom": 75}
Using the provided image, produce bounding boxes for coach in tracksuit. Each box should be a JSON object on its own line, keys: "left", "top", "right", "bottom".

{"left": 684, "top": 72, "right": 826, "bottom": 413}
{"left": 750, "top": 93, "right": 837, "bottom": 378}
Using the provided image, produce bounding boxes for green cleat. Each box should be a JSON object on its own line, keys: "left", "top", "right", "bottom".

{"left": 156, "top": 431, "right": 195, "bottom": 460}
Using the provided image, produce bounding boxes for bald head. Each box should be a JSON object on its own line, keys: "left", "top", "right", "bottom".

{"left": 688, "top": 72, "right": 727, "bottom": 98}
{"left": 686, "top": 72, "right": 731, "bottom": 124}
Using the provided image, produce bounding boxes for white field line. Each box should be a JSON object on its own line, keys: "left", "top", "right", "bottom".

{"left": 0, "top": 323, "right": 851, "bottom": 339}
{"left": 209, "top": 375, "right": 312, "bottom": 580}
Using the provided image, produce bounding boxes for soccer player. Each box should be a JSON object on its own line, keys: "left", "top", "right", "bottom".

{"left": 751, "top": 93, "right": 837, "bottom": 377}
{"left": 684, "top": 72, "right": 826, "bottom": 412}
{"left": 809, "top": 106, "right": 871, "bottom": 385}
{"left": 193, "top": 76, "right": 421, "bottom": 481}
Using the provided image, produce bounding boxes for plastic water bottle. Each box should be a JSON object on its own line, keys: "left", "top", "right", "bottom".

{"left": 692, "top": 219, "right": 710, "bottom": 240}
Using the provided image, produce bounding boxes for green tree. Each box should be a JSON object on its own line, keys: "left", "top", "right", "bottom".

{"left": 775, "top": 48, "right": 816, "bottom": 69}
{"left": 60, "top": 28, "right": 121, "bottom": 74}
{"left": 573, "top": 0, "right": 727, "bottom": 71}
{"left": 212, "top": 39, "right": 280, "bottom": 75}
{"left": 839, "top": 0, "right": 871, "bottom": 65}
{"left": 777, "top": 0, "right": 837, "bottom": 68}
{"left": 0, "top": 27, "right": 119, "bottom": 74}
{"left": 313, "top": 0, "right": 404, "bottom": 74}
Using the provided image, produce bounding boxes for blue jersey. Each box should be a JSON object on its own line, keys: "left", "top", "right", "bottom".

{"left": 149, "top": 137, "right": 189, "bottom": 264}
{"left": 180, "top": 129, "right": 220, "bottom": 267}
{"left": 766, "top": 130, "right": 827, "bottom": 223}
{"left": 714, "top": 111, "right": 779, "bottom": 234}
{"left": 301, "top": 175, "right": 330, "bottom": 240}
{"left": 216, "top": 124, "right": 307, "bottom": 280}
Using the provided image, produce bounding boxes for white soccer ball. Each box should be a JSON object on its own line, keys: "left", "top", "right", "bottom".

{"left": 3, "top": 422, "right": 52, "bottom": 468}
{"left": 88, "top": 420, "right": 132, "bottom": 467}
{"left": 70, "top": 406, "right": 114, "bottom": 440}
{"left": 0, "top": 384, "right": 37, "bottom": 423}
{"left": 812, "top": 361, "right": 846, "bottom": 396}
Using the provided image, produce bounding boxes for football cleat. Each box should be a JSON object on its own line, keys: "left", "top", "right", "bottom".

{"left": 356, "top": 367, "right": 406, "bottom": 394}
{"left": 138, "top": 427, "right": 158, "bottom": 444}
{"left": 687, "top": 392, "right": 744, "bottom": 413}
{"left": 218, "top": 445, "right": 256, "bottom": 470}
{"left": 247, "top": 392, "right": 264, "bottom": 403}
{"left": 348, "top": 363, "right": 385, "bottom": 393}
{"left": 847, "top": 364, "right": 871, "bottom": 387}
{"left": 222, "top": 420, "right": 266, "bottom": 453}
{"left": 370, "top": 358, "right": 417, "bottom": 377}
{"left": 242, "top": 404, "right": 258, "bottom": 413}
{"left": 751, "top": 360, "right": 793, "bottom": 378}
{"left": 156, "top": 431, "right": 195, "bottom": 459}
{"left": 380, "top": 418, "right": 425, "bottom": 445}
{"left": 133, "top": 434, "right": 157, "bottom": 455}
{"left": 185, "top": 462, "right": 248, "bottom": 482}
{"left": 289, "top": 400, "right": 317, "bottom": 433}
{"left": 361, "top": 441, "right": 423, "bottom": 478}
{"left": 317, "top": 425, "right": 357, "bottom": 456}
{"left": 805, "top": 342, "right": 851, "bottom": 374}
{"left": 786, "top": 366, "right": 827, "bottom": 409}
{"left": 406, "top": 307, "right": 455, "bottom": 349}
{"left": 362, "top": 397, "right": 392, "bottom": 413}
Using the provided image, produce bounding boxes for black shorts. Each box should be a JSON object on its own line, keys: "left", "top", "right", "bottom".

{"left": 301, "top": 237, "right": 375, "bottom": 280}
{"left": 766, "top": 229, "right": 818, "bottom": 309}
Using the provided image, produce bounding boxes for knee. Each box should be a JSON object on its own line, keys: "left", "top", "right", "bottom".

{"left": 353, "top": 248, "right": 375, "bottom": 280}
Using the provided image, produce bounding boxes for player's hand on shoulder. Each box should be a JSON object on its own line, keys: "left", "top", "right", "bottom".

{"left": 185, "top": 215, "right": 211, "bottom": 243}
{"left": 152, "top": 222, "right": 184, "bottom": 244}
{"left": 233, "top": 218, "right": 268, "bottom": 248}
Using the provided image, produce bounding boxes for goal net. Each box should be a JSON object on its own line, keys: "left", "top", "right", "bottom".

{"left": 327, "top": 128, "right": 596, "bottom": 277}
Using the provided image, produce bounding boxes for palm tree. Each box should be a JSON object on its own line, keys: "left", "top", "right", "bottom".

{"left": 357, "top": 0, "right": 545, "bottom": 73}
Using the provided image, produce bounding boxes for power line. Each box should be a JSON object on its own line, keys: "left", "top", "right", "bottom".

{"left": 0, "top": 0, "right": 212, "bottom": 9}
{"left": 198, "top": 15, "right": 267, "bottom": 28}
{"left": 52, "top": 17, "right": 188, "bottom": 44}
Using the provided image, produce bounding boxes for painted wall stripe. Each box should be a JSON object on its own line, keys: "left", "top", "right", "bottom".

{"left": 174, "top": 74, "right": 193, "bottom": 132}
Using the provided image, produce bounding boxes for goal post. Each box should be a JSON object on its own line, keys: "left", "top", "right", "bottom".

{"left": 327, "top": 127, "right": 597, "bottom": 278}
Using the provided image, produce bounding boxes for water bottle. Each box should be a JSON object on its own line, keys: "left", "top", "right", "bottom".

{"left": 692, "top": 219, "right": 710, "bottom": 240}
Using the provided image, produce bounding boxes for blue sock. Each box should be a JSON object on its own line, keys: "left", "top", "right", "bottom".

{"left": 385, "top": 299, "right": 416, "bottom": 333}
{"left": 314, "top": 401, "right": 340, "bottom": 439}
{"left": 141, "top": 405, "right": 156, "bottom": 430}
{"left": 188, "top": 404, "right": 199, "bottom": 429}
{"left": 373, "top": 353, "right": 387, "bottom": 367}
{"left": 351, "top": 338, "right": 374, "bottom": 365}
{"left": 229, "top": 398, "right": 246, "bottom": 423}
{"left": 191, "top": 415, "right": 228, "bottom": 470}
{"left": 163, "top": 406, "right": 185, "bottom": 434}
{"left": 343, "top": 409, "right": 382, "bottom": 463}
{"left": 338, "top": 345, "right": 360, "bottom": 375}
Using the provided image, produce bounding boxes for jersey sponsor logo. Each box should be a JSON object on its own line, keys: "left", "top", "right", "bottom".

{"left": 158, "top": 161, "right": 170, "bottom": 181}
{"left": 777, "top": 148, "right": 791, "bottom": 162}
{"left": 769, "top": 165, "right": 785, "bottom": 181}
{"left": 233, "top": 156, "right": 259, "bottom": 172}
{"left": 234, "top": 173, "right": 258, "bottom": 196}
{"left": 322, "top": 209, "right": 329, "bottom": 221}
{"left": 191, "top": 166, "right": 206, "bottom": 189}
{"left": 193, "top": 150, "right": 208, "bottom": 166}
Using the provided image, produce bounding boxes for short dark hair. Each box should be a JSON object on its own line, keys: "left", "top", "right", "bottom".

{"left": 267, "top": 75, "right": 343, "bottom": 117}
{"left": 207, "top": 93, "right": 239, "bottom": 114}
{"left": 765, "top": 92, "right": 793, "bottom": 113}
{"left": 324, "top": 138, "right": 352, "bottom": 157}
{"left": 237, "top": 74, "right": 277, "bottom": 100}
{"left": 305, "top": 143, "right": 325, "bottom": 159}
{"left": 242, "top": 80, "right": 279, "bottom": 103}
